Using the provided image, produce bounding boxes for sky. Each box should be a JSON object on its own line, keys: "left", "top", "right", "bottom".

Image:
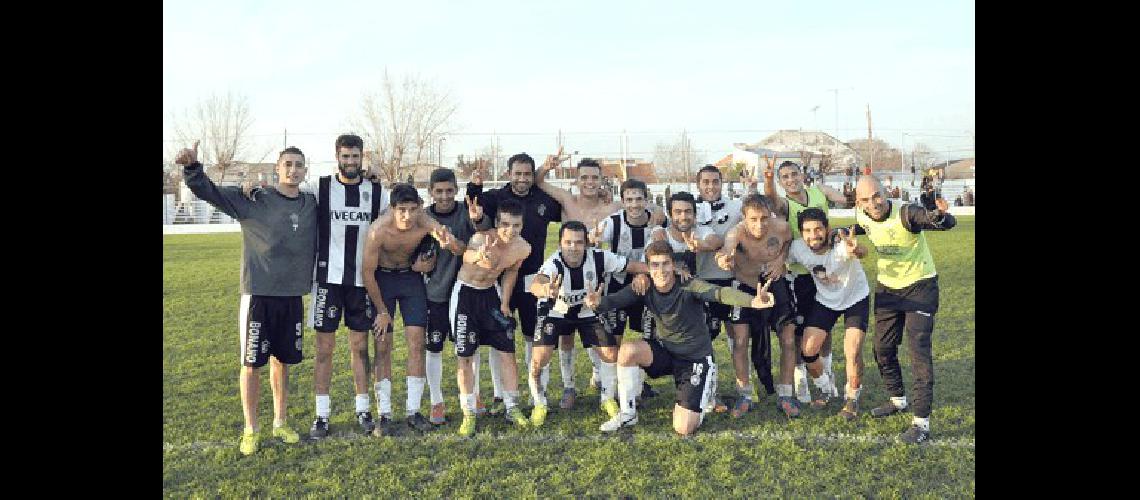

{"left": 163, "top": 0, "right": 974, "bottom": 177}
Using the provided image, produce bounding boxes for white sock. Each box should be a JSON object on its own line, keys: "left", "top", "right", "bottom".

{"left": 426, "top": 351, "right": 444, "bottom": 405}
{"left": 617, "top": 365, "right": 640, "bottom": 416}
{"left": 891, "top": 396, "right": 908, "bottom": 409}
{"left": 529, "top": 368, "right": 548, "bottom": 407}
{"left": 489, "top": 348, "right": 504, "bottom": 399}
{"left": 738, "top": 383, "right": 754, "bottom": 400}
{"left": 461, "top": 393, "right": 476, "bottom": 414}
{"left": 560, "top": 348, "right": 576, "bottom": 389}
{"left": 726, "top": 334, "right": 734, "bottom": 356}
{"left": 776, "top": 384, "right": 794, "bottom": 398}
{"left": 812, "top": 372, "right": 834, "bottom": 394}
{"left": 847, "top": 385, "right": 862, "bottom": 400}
{"left": 354, "top": 394, "right": 370, "bottom": 413}
{"left": 315, "top": 394, "right": 331, "bottom": 418}
{"left": 587, "top": 347, "right": 602, "bottom": 378}
{"left": 375, "top": 379, "right": 392, "bottom": 416}
{"left": 273, "top": 418, "right": 286, "bottom": 428}
{"left": 541, "top": 363, "right": 551, "bottom": 394}
{"left": 406, "top": 376, "right": 426, "bottom": 416}
{"left": 600, "top": 361, "right": 617, "bottom": 402}
{"left": 472, "top": 349, "right": 482, "bottom": 398}
{"left": 504, "top": 390, "right": 519, "bottom": 409}
{"left": 913, "top": 416, "right": 930, "bottom": 431}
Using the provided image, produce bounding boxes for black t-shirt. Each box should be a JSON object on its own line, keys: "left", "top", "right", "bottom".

{"left": 466, "top": 183, "right": 562, "bottom": 276}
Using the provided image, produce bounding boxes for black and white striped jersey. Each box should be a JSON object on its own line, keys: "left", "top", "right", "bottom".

{"left": 536, "top": 249, "right": 628, "bottom": 320}
{"left": 599, "top": 209, "right": 657, "bottom": 284}
{"left": 314, "top": 176, "right": 388, "bottom": 286}
{"left": 695, "top": 197, "right": 741, "bottom": 279}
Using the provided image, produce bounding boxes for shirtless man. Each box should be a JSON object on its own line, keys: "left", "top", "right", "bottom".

{"left": 715, "top": 194, "right": 800, "bottom": 418}
{"left": 451, "top": 198, "right": 533, "bottom": 437}
{"left": 361, "top": 183, "right": 456, "bottom": 435}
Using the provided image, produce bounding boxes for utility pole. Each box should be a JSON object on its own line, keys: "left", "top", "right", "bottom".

{"left": 826, "top": 87, "right": 852, "bottom": 156}
{"left": 866, "top": 104, "right": 873, "bottom": 172}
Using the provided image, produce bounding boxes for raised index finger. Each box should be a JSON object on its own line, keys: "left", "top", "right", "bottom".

{"left": 192, "top": 140, "right": 200, "bottom": 154}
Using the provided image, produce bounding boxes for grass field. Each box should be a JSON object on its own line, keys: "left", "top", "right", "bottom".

{"left": 163, "top": 216, "right": 975, "bottom": 497}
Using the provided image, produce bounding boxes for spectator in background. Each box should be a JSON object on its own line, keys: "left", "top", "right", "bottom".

{"left": 954, "top": 196, "right": 963, "bottom": 207}
{"left": 963, "top": 186, "right": 974, "bottom": 206}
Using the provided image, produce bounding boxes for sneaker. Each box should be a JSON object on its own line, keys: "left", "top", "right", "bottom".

{"left": 712, "top": 396, "right": 729, "bottom": 413}
{"left": 475, "top": 395, "right": 487, "bottom": 416}
{"left": 777, "top": 396, "right": 801, "bottom": 418}
{"left": 309, "top": 417, "right": 330, "bottom": 439}
{"left": 429, "top": 403, "right": 447, "bottom": 426}
{"left": 487, "top": 397, "right": 506, "bottom": 416}
{"left": 239, "top": 429, "right": 259, "bottom": 456}
{"left": 599, "top": 412, "right": 638, "bottom": 432}
{"left": 560, "top": 388, "right": 578, "bottom": 409}
{"left": 794, "top": 365, "right": 812, "bottom": 403}
{"left": 731, "top": 397, "right": 752, "bottom": 418}
{"left": 457, "top": 412, "right": 476, "bottom": 437}
{"left": 356, "top": 411, "right": 376, "bottom": 434}
{"left": 374, "top": 415, "right": 399, "bottom": 437}
{"left": 838, "top": 398, "right": 860, "bottom": 421}
{"left": 272, "top": 425, "right": 300, "bottom": 444}
{"left": 640, "top": 382, "right": 659, "bottom": 399}
{"left": 870, "top": 401, "right": 909, "bottom": 418}
{"left": 601, "top": 399, "right": 620, "bottom": 418}
{"left": 588, "top": 373, "right": 600, "bottom": 391}
{"left": 810, "top": 391, "right": 832, "bottom": 409}
{"left": 900, "top": 424, "right": 931, "bottom": 444}
{"left": 505, "top": 406, "right": 529, "bottom": 428}
{"left": 406, "top": 412, "right": 434, "bottom": 433}
{"left": 530, "top": 404, "right": 549, "bottom": 427}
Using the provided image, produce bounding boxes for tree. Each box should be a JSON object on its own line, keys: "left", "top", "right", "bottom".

{"left": 170, "top": 91, "right": 256, "bottom": 184}
{"left": 910, "top": 142, "right": 936, "bottom": 171}
{"left": 847, "top": 137, "right": 903, "bottom": 171}
{"left": 354, "top": 70, "right": 459, "bottom": 184}
{"left": 652, "top": 131, "right": 704, "bottom": 182}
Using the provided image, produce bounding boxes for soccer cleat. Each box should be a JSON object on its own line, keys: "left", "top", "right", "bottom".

{"left": 374, "top": 415, "right": 399, "bottom": 437}
{"left": 429, "top": 403, "right": 447, "bottom": 426}
{"left": 239, "top": 429, "right": 259, "bottom": 456}
{"left": 487, "top": 397, "right": 506, "bottom": 416}
{"left": 713, "top": 396, "right": 729, "bottom": 413}
{"left": 811, "top": 391, "right": 832, "bottom": 409}
{"left": 870, "top": 401, "right": 909, "bottom": 418}
{"left": 356, "top": 411, "right": 376, "bottom": 434}
{"left": 640, "top": 382, "right": 659, "bottom": 399}
{"left": 475, "top": 395, "right": 487, "bottom": 416}
{"left": 406, "top": 412, "right": 434, "bottom": 433}
{"left": 309, "top": 417, "right": 330, "bottom": 439}
{"left": 588, "top": 373, "right": 600, "bottom": 391}
{"left": 599, "top": 412, "right": 638, "bottom": 432}
{"left": 272, "top": 425, "right": 300, "bottom": 444}
{"left": 457, "top": 413, "right": 476, "bottom": 437}
{"left": 794, "top": 365, "right": 812, "bottom": 403}
{"left": 900, "top": 424, "right": 931, "bottom": 444}
{"left": 530, "top": 404, "right": 549, "bottom": 427}
{"left": 505, "top": 406, "right": 529, "bottom": 428}
{"left": 560, "top": 388, "right": 578, "bottom": 409}
{"left": 838, "top": 398, "right": 860, "bottom": 421}
{"left": 601, "top": 399, "right": 620, "bottom": 418}
{"left": 731, "top": 397, "right": 752, "bottom": 418}
{"left": 777, "top": 396, "right": 801, "bottom": 418}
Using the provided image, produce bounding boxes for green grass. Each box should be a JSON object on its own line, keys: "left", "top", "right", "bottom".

{"left": 163, "top": 216, "right": 974, "bottom": 497}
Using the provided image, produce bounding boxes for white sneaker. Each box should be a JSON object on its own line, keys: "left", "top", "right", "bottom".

{"left": 794, "top": 364, "right": 812, "bottom": 403}
{"left": 599, "top": 412, "right": 638, "bottom": 432}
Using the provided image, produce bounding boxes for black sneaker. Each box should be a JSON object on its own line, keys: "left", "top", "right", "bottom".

{"left": 373, "top": 415, "right": 400, "bottom": 437}
{"left": 870, "top": 401, "right": 909, "bottom": 418}
{"left": 356, "top": 411, "right": 376, "bottom": 434}
{"left": 900, "top": 424, "right": 930, "bottom": 444}
{"left": 406, "top": 412, "right": 434, "bottom": 433}
{"left": 640, "top": 382, "right": 658, "bottom": 399}
{"left": 309, "top": 417, "right": 330, "bottom": 439}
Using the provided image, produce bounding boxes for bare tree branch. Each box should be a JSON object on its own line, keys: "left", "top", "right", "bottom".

{"left": 171, "top": 91, "right": 255, "bottom": 184}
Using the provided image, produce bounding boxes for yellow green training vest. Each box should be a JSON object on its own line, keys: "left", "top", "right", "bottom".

{"left": 787, "top": 185, "right": 828, "bottom": 275}
{"left": 855, "top": 202, "right": 937, "bottom": 289}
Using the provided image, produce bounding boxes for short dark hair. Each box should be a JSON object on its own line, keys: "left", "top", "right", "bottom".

{"left": 335, "top": 133, "right": 364, "bottom": 151}
{"left": 389, "top": 183, "right": 422, "bottom": 206}
{"left": 559, "top": 220, "right": 588, "bottom": 240}
{"left": 507, "top": 153, "right": 536, "bottom": 173}
{"left": 644, "top": 240, "right": 675, "bottom": 263}
{"left": 278, "top": 146, "right": 304, "bottom": 160}
{"left": 497, "top": 198, "right": 524, "bottom": 222}
{"left": 797, "top": 207, "right": 828, "bottom": 232}
{"left": 667, "top": 191, "right": 696, "bottom": 213}
{"left": 577, "top": 158, "right": 601, "bottom": 171}
{"left": 741, "top": 193, "right": 773, "bottom": 214}
{"left": 697, "top": 164, "right": 721, "bottom": 180}
{"left": 429, "top": 168, "right": 456, "bottom": 188}
{"left": 778, "top": 161, "right": 801, "bottom": 174}
{"left": 620, "top": 179, "right": 648, "bottom": 199}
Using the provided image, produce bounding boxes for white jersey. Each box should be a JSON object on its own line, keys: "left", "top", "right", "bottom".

{"left": 536, "top": 249, "right": 628, "bottom": 320}
{"left": 695, "top": 197, "right": 742, "bottom": 280}
{"left": 652, "top": 225, "right": 714, "bottom": 276}
{"left": 600, "top": 209, "right": 656, "bottom": 284}
{"left": 787, "top": 239, "right": 870, "bottom": 311}
{"left": 314, "top": 176, "right": 390, "bottom": 287}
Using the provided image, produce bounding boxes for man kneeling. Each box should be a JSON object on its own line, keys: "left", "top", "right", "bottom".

{"left": 584, "top": 240, "right": 774, "bottom": 436}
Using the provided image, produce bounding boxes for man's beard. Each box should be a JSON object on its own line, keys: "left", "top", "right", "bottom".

{"left": 339, "top": 163, "right": 361, "bottom": 180}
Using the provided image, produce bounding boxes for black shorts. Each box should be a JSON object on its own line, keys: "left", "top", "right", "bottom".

{"left": 240, "top": 295, "right": 303, "bottom": 368}
{"left": 451, "top": 281, "right": 515, "bottom": 357}
{"left": 805, "top": 295, "right": 871, "bottom": 333}
{"left": 702, "top": 278, "right": 734, "bottom": 340}
{"left": 603, "top": 277, "right": 645, "bottom": 335}
{"left": 426, "top": 300, "right": 455, "bottom": 353}
{"left": 643, "top": 340, "right": 718, "bottom": 413}
{"left": 310, "top": 283, "right": 373, "bottom": 333}
{"left": 509, "top": 281, "right": 539, "bottom": 343}
{"left": 787, "top": 273, "right": 817, "bottom": 336}
{"left": 728, "top": 277, "right": 794, "bottom": 333}
{"left": 535, "top": 316, "right": 614, "bottom": 348}
{"left": 376, "top": 268, "right": 429, "bottom": 330}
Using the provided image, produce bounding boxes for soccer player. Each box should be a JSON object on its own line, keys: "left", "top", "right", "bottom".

{"left": 585, "top": 241, "right": 774, "bottom": 436}
{"left": 785, "top": 208, "right": 870, "bottom": 419}
{"left": 179, "top": 141, "right": 317, "bottom": 455}
{"left": 451, "top": 199, "right": 533, "bottom": 437}
{"left": 715, "top": 194, "right": 796, "bottom": 418}
{"left": 854, "top": 175, "right": 956, "bottom": 444}
{"left": 361, "top": 184, "right": 456, "bottom": 434}
{"left": 526, "top": 221, "right": 649, "bottom": 426}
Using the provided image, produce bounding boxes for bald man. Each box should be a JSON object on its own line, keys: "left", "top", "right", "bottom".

{"left": 852, "top": 175, "right": 955, "bottom": 445}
